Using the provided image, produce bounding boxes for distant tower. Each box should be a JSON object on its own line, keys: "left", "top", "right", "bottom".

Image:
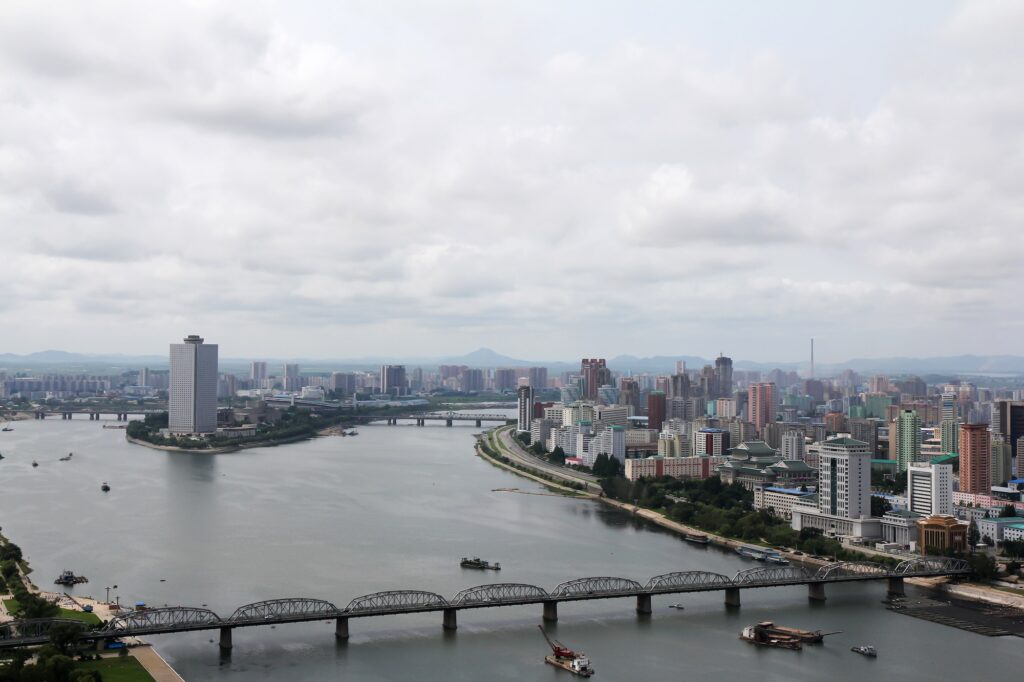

{"left": 959, "top": 423, "right": 991, "bottom": 494}
{"left": 169, "top": 335, "right": 218, "bottom": 434}
{"left": 810, "top": 338, "right": 815, "bottom": 379}
{"left": 517, "top": 385, "right": 534, "bottom": 433}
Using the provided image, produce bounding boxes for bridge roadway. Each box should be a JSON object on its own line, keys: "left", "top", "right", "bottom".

{"left": 0, "top": 558, "right": 970, "bottom": 652}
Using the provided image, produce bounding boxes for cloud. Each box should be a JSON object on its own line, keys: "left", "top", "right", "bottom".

{"left": 0, "top": 1, "right": 1020, "bottom": 361}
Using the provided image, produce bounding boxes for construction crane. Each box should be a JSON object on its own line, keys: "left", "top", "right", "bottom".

{"left": 537, "top": 625, "right": 576, "bottom": 659}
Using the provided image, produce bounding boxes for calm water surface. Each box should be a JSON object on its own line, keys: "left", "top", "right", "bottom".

{"left": 0, "top": 417, "right": 1020, "bottom": 681}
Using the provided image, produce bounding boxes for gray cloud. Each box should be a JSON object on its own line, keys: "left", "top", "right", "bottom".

{"left": 0, "top": 1, "right": 1020, "bottom": 361}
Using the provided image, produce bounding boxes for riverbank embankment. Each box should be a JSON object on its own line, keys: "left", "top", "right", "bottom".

{"left": 482, "top": 426, "right": 1024, "bottom": 611}
{"left": 126, "top": 431, "right": 320, "bottom": 454}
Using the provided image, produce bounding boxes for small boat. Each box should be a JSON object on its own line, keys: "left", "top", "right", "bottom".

{"left": 101, "top": 482, "right": 110, "bottom": 492}
{"left": 851, "top": 645, "right": 877, "bottom": 657}
{"left": 740, "top": 623, "right": 802, "bottom": 650}
{"left": 669, "top": 603, "right": 685, "bottom": 610}
{"left": 766, "top": 555, "right": 790, "bottom": 565}
{"left": 32, "top": 461, "right": 38, "bottom": 467}
{"left": 683, "top": 533, "right": 710, "bottom": 545}
{"left": 461, "top": 556, "right": 500, "bottom": 570}
{"left": 54, "top": 570, "right": 88, "bottom": 586}
{"left": 1, "top": 424, "right": 13, "bottom": 432}
{"left": 0, "top": 453, "right": 5, "bottom": 460}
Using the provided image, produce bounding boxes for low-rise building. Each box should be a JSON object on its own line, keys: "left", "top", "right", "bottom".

{"left": 917, "top": 515, "right": 967, "bottom": 554}
{"left": 976, "top": 516, "right": 1024, "bottom": 545}
{"left": 1003, "top": 523, "right": 1024, "bottom": 542}
{"left": 625, "top": 455, "right": 728, "bottom": 482}
{"left": 879, "top": 509, "right": 922, "bottom": 548}
{"left": 754, "top": 485, "right": 816, "bottom": 519}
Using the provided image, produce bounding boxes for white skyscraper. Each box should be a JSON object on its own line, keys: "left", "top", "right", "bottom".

{"left": 907, "top": 462, "right": 953, "bottom": 516}
{"left": 170, "top": 335, "right": 219, "bottom": 434}
{"left": 817, "top": 437, "right": 871, "bottom": 520}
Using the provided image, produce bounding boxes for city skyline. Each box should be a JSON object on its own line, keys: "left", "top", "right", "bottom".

{"left": 2, "top": 1, "right": 1024, "bottom": 359}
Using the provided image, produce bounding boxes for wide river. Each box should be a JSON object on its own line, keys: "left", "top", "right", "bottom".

{"left": 0, "top": 416, "right": 1021, "bottom": 681}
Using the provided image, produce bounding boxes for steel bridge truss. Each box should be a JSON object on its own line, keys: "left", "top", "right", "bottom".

{"left": 105, "top": 607, "right": 222, "bottom": 633}
{"left": 0, "top": 619, "right": 87, "bottom": 643}
{"left": 551, "top": 577, "right": 644, "bottom": 598}
{"left": 895, "top": 557, "right": 970, "bottom": 575}
{"left": 345, "top": 590, "right": 448, "bottom": 613}
{"left": 230, "top": 598, "right": 340, "bottom": 622}
{"left": 645, "top": 571, "right": 733, "bottom": 591}
{"left": 733, "top": 566, "right": 813, "bottom": 585}
{"left": 451, "top": 583, "right": 549, "bottom": 606}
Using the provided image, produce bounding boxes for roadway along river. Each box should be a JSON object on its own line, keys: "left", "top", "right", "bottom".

{"left": 0, "top": 416, "right": 1021, "bottom": 680}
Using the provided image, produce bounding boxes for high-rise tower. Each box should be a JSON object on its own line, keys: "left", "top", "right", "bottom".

{"left": 169, "top": 335, "right": 218, "bottom": 434}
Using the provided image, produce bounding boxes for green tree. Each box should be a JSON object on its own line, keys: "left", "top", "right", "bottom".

{"left": 967, "top": 519, "right": 980, "bottom": 551}
{"left": 871, "top": 496, "right": 892, "bottom": 517}
{"left": 515, "top": 431, "right": 531, "bottom": 446}
{"left": 549, "top": 446, "right": 566, "bottom": 465}
{"left": 999, "top": 504, "right": 1018, "bottom": 518}
{"left": 49, "top": 623, "right": 84, "bottom": 656}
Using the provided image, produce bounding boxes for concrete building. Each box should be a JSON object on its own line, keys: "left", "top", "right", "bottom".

{"left": 714, "top": 398, "right": 737, "bottom": 419}
{"left": 781, "top": 430, "right": 806, "bottom": 461}
{"left": 991, "top": 435, "right": 1013, "bottom": 486}
{"left": 692, "top": 427, "right": 728, "bottom": 456}
{"left": 647, "top": 391, "right": 666, "bottom": 433}
{"left": 625, "top": 455, "right": 728, "bottom": 481}
{"left": 959, "top": 423, "right": 991, "bottom": 494}
{"left": 594, "top": 404, "right": 631, "bottom": 428}
{"left": 754, "top": 486, "right": 816, "bottom": 519}
{"left": 591, "top": 426, "right": 625, "bottom": 461}
{"left": 993, "top": 400, "right": 1024, "bottom": 457}
{"left": 494, "top": 368, "right": 518, "bottom": 392}
{"left": 917, "top": 515, "right": 967, "bottom": 554}
{"left": 169, "top": 335, "right": 218, "bottom": 435}
{"left": 528, "top": 367, "right": 548, "bottom": 390}
{"left": 976, "top": 516, "right": 1024, "bottom": 545}
{"left": 907, "top": 462, "right": 953, "bottom": 516}
{"left": 880, "top": 509, "right": 921, "bottom": 548}
{"left": 580, "top": 359, "right": 609, "bottom": 401}
{"left": 748, "top": 382, "right": 777, "bottom": 435}
{"left": 714, "top": 355, "right": 733, "bottom": 399}
{"left": 530, "top": 418, "right": 552, "bottom": 448}
{"left": 380, "top": 365, "right": 407, "bottom": 397}
{"left": 894, "top": 409, "right": 922, "bottom": 472}
{"left": 250, "top": 361, "right": 267, "bottom": 383}
{"left": 939, "top": 419, "right": 959, "bottom": 454}
{"left": 516, "top": 385, "right": 534, "bottom": 433}
{"left": 817, "top": 437, "right": 871, "bottom": 520}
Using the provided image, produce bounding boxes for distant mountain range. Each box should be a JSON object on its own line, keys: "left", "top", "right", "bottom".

{"left": 1, "top": 348, "right": 1024, "bottom": 376}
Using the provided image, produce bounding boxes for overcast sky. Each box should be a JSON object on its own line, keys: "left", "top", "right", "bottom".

{"left": 1, "top": 1, "right": 1021, "bottom": 362}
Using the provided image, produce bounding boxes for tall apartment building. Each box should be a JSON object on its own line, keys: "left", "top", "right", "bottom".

{"left": 817, "top": 437, "right": 871, "bottom": 519}
{"left": 169, "top": 335, "right": 218, "bottom": 435}
{"left": 748, "top": 382, "right": 777, "bottom": 435}
{"left": 460, "top": 368, "right": 485, "bottom": 393}
{"left": 939, "top": 419, "right": 959, "bottom": 454}
{"left": 494, "top": 368, "right": 518, "bottom": 392}
{"left": 993, "top": 401, "right": 1024, "bottom": 458}
{"left": 283, "top": 363, "right": 300, "bottom": 391}
{"left": 647, "top": 391, "right": 666, "bottom": 432}
{"left": 714, "top": 355, "right": 733, "bottom": 399}
{"left": 940, "top": 392, "right": 958, "bottom": 422}
{"left": 894, "top": 409, "right": 922, "bottom": 472}
{"left": 380, "top": 364, "right": 407, "bottom": 396}
{"left": 527, "top": 367, "right": 548, "bottom": 390}
{"left": 991, "top": 436, "right": 1013, "bottom": 487}
{"left": 580, "top": 359, "right": 610, "bottom": 401}
{"left": 907, "top": 462, "right": 953, "bottom": 516}
{"left": 959, "top": 423, "right": 991, "bottom": 494}
{"left": 849, "top": 419, "right": 880, "bottom": 456}
{"left": 250, "top": 361, "right": 267, "bottom": 383}
{"left": 781, "top": 430, "right": 806, "bottom": 461}
{"left": 516, "top": 385, "right": 534, "bottom": 433}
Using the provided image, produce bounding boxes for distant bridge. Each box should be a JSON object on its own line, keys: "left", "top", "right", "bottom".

{"left": 0, "top": 558, "right": 971, "bottom": 652}
{"left": 31, "top": 410, "right": 163, "bottom": 421}
{"left": 377, "top": 412, "right": 514, "bottom": 427}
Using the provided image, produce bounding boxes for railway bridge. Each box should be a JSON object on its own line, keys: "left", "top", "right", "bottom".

{"left": 0, "top": 558, "right": 971, "bottom": 653}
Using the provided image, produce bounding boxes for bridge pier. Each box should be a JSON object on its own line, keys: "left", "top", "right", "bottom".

{"left": 95, "top": 637, "right": 107, "bottom": 652}
{"left": 543, "top": 600, "right": 558, "bottom": 622}
{"left": 445, "top": 419, "right": 453, "bottom": 427}
{"left": 219, "top": 626, "right": 233, "bottom": 651}
{"left": 887, "top": 576, "right": 905, "bottom": 597}
{"left": 808, "top": 583, "right": 827, "bottom": 602}
{"left": 335, "top": 616, "right": 349, "bottom": 640}
{"left": 636, "top": 594, "right": 652, "bottom": 615}
{"left": 724, "top": 588, "right": 741, "bottom": 608}
{"left": 443, "top": 608, "right": 458, "bottom": 631}
{"left": 475, "top": 420, "right": 482, "bottom": 428}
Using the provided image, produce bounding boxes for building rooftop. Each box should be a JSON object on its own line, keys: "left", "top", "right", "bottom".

{"left": 764, "top": 486, "right": 816, "bottom": 496}
{"left": 824, "top": 437, "right": 869, "bottom": 447}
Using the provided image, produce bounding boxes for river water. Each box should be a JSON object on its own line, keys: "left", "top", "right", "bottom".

{"left": 0, "top": 417, "right": 1020, "bottom": 681}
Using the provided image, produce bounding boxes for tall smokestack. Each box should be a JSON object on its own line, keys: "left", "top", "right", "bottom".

{"left": 810, "top": 338, "right": 815, "bottom": 379}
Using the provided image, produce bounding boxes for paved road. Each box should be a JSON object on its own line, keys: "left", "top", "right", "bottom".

{"left": 493, "top": 427, "right": 601, "bottom": 492}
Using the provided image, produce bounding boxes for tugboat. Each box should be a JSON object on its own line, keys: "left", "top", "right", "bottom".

{"left": 539, "top": 626, "right": 593, "bottom": 677}
{"left": 851, "top": 645, "right": 877, "bottom": 657}
{"left": 740, "top": 623, "right": 803, "bottom": 650}
{"left": 54, "top": 570, "right": 88, "bottom": 586}
{"left": 101, "top": 482, "right": 111, "bottom": 492}
{"left": 460, "top": 556, "right": 501, "bottom": 570}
